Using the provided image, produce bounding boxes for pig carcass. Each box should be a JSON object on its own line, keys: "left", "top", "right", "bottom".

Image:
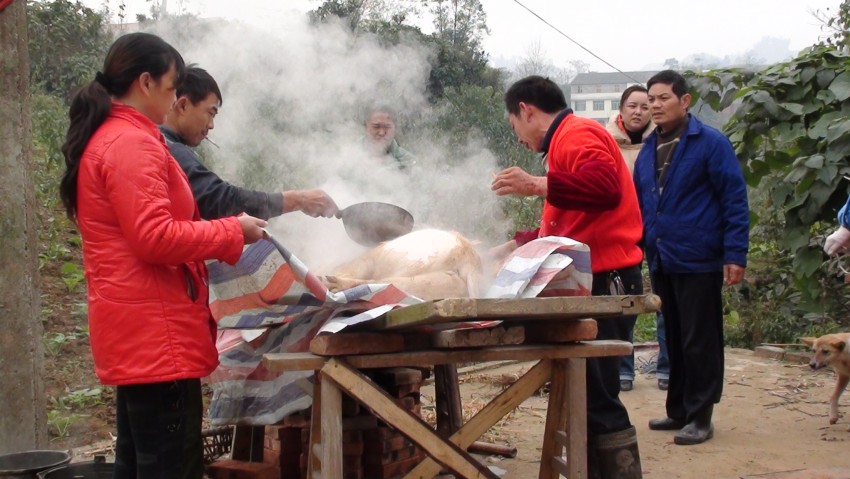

{"left": 323, "top": 229, "right": 483, "bottom": 300}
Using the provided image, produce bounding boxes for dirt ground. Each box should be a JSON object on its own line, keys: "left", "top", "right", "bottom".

{"left": 65, "top": 345, "right": 850, "bottom": 478}
{"left": 419, "top": 346, "right": 850, "bottom": 479}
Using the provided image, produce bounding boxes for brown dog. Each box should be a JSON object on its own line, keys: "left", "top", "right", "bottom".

{"left": 801, "top": 333, "right": 850, "bottom": 429}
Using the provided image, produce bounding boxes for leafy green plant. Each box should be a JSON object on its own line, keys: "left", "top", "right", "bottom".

{"left": 47, "top": 409, "right": 79, "bottom": 438}
{"left": 61, "top": 387, "right": 105, "bottom": 410}
{"left": 60, "top": 262, "right": 86, "bottom": 293}
{"left": 633, "top": 313, "right": 657, "bottom": 343}
{"left": 44, "top": 331, "right": 78, "bottom": 356}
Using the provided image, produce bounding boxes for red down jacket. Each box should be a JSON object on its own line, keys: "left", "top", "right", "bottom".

{"left": 76, "top": 102, "right": 244, "bottom": 385}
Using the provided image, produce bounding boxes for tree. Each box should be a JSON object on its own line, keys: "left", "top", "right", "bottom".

{"left": 511, "top": 40, "right": 572, "bottom": 85}
{"left": 687, "top": 0, "right": 850, "bottom": 328}
{"left": 27, "top": 0, "right": 111, "bottom": 100}
{"left": 0, "top": 0, "right": 48, "bottom": 451}
{"left": 310, "top": 0, "right": 502, "bottom": 101}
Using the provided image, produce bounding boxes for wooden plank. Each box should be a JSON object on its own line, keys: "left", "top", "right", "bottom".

{"left": 359, "top": 295, "right": 661, "bottom": 331}
{"left": 264, "top": 341, "right": 632, "bottom": 372}
{"left": 564, "top": 358, "right": 587, "bottom": 479}
{"left": 310, "top": 332, "right": 405, "bottom": 356}
{"left": 321, "top": 359, "right": 499, "bottom": 479}
{"left": 539, "top": 360, "right": 568, "bottom": 479}
{"left": 403, "top": 360, "right": 553, "bottom": 479}
{"left": 319, "top": 372, "right": 343, "bottom": 479}
{"left": 524, "top": 318, "right": 598, "bottom": 344}
{"left": 432, "top": 325, "right": 524, "bottom": 349}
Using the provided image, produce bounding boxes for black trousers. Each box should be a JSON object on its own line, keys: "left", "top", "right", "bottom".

{"left": 113, "top": 378, "right": 204, "bottom": 479}
{"left": 651, "top": 271, "right": 724, "bottom": 421}
{"left": 586, "top": 264, "right": 642, "bottom": 435}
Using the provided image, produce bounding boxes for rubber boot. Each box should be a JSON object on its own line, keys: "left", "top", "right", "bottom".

{"left": 674, "top": 404, "right": 714, "bottom": 445}
{"left": 648, "top": 416, "right": 686, "bottom": 431}
{"left": 587, "top": 426, "right": 643, "bottom": 479}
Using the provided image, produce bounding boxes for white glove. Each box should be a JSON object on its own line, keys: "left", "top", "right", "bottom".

{"left": 825, "top": 226, "right": 850, "bottom": 256}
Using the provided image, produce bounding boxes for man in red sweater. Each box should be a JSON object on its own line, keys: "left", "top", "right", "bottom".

{"left": 492, "top": 75, "right": 644, "bottom": 479}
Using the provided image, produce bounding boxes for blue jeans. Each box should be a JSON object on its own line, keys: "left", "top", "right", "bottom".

{"left": 619, "top": 314, "right": 670, "bottom": 380}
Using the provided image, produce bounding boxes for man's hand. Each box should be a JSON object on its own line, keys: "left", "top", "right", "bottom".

{"left": 491, "top": 167, "right": 547, "bottom": 197}
{"left": 283, "top": 189, "right": 339, "bottom": 218}
{"left": 825, "top": 226, "right": 850, "bottom": 256}
{"left": 237, "top": 214, "right": 268, "bottom": 244}
{"left": 723, "top": 264, "right": 745, "bottom": 286}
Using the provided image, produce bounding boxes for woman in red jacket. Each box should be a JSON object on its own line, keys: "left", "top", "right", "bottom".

{"left": 59, "top": 33, "right": 267, "bottom": 478}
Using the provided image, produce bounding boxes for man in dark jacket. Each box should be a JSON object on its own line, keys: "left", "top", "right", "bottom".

{"left": 161, "top": 67, "right": 337, "bottom": 220}
{"left": 633, "top": 70, "right": 749, "bottom": 446}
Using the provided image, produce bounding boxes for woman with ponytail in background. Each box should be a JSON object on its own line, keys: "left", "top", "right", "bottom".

{"left": 59, "top": 32, "right": 267, "bottom": 478}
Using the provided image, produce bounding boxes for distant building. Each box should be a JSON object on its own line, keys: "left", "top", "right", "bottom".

{"left": 569, "top": 71, "right": 658, "bottom": 125}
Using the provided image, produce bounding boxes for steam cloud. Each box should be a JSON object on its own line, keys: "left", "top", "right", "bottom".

{"left": 145, "top": 11, "right": 512, "bottom": 272}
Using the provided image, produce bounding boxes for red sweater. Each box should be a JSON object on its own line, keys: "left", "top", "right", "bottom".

{"left": 516, "top": 113, "right": 643, "bottom": 273}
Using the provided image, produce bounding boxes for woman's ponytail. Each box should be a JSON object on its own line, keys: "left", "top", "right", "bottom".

{"left": 59, "top": 79, "right": 112, "bottom": 221}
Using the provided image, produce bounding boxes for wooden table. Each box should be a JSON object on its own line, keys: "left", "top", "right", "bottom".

{"left": 260, "top": 295, "right": 658, "bottom": 479}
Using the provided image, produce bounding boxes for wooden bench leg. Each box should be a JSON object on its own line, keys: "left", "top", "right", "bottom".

{"left": 306, "top": 370, "right": 344, "bottom": 479}
{"left": 540, "top": 358, "right": 587, "bottom": 479}
{"left": 434, "top": 364, "right": 463, "bottom": 438}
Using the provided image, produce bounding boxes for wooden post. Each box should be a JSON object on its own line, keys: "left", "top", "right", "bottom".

{"left": 434, "top": 364, "right": 463, "bottom": 438}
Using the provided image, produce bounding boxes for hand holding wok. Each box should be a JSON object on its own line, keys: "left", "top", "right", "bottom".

{"left": 283, "top": 189, "right": 339, "bottom": 218}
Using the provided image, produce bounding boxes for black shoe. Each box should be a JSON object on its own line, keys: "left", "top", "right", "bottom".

{"left": 620, "top": 379, "right": 633, "bottom": 392}
{"left": 674, "top": 421, "right": 714, "bottom": 445}
{"left": 648, "top": 416, "right": 686, "bottom": 430}
{"left": 674, "top": 405, "right": 714, "bottom": 445}
{"left": 658, "top": 378, "right": 669, "bottom": 391}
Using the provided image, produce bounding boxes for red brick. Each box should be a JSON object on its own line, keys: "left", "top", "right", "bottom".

{"left": 207, "top": 460, "right": 279, "bottom": 479}
{"left": 363, "top": 453, "right": 424, "bottom": 478}
{"left": 263, "top": 448, "right": 280, "bottom": 466}
{"left": 363, "top": 433, "right": 413, "bottom": 454}
{"left": 363, "top": 445, "right": 420, "bottom": 466}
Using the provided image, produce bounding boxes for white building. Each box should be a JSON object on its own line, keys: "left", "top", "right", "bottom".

{"left": 569, "top": 71, "right": 658, "bottom": 125}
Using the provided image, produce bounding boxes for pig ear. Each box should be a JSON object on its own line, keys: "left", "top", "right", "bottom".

{"left": 800, "top": 337, "right": 816, "bottom": 346}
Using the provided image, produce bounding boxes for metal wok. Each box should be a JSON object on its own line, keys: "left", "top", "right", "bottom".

{"left": 337, "top": 201, "right": 414, "bottom": 246}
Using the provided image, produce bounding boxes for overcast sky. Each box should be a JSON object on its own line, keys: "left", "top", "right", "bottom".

{"left": 87, "top": 0, "right": 841, "bottom": 72}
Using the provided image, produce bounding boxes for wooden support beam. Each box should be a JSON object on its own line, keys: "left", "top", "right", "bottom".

{"left": 524, "top": 318, "right": 598, "bottom": 344}
{"left": 264, "top": 341, "right": 632, "bottom": 372}
{"left": 310, "top": 332, "right": 405, "bottom": 355}
{"left": 564, "top": 358, "right": 588, "bottom": 478}
{"left": 432, "top": 325, "right": 524, "bottom": 349}
{"left": 365, "top": 294, "right": 661, "bottom": 330}
{"left": 318, "top": 372, "right": 342, "bottom": 479}
{"left": 434, "top": 364, "right": 463, "bottom": 438}
{"left": 321, "top": 359, "right": 499, "bottom": 479}
{"left": 404, "top": 360, "right": 553, "bottom": 479}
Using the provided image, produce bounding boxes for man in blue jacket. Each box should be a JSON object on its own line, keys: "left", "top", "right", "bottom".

{"left": 633, "top": 70, "right": 749, "bottom": 446}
